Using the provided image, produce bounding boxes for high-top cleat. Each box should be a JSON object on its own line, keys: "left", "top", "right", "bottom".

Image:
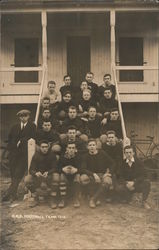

{"left": 73, "top": 199, "right": 80, "bottom": 208}
{"left": 58, "top": 199, "right": 65, "bottom": 208}
{"left": 48, "top": 197, "right": 57, "bottom": 209}
{"left": 89, "top": 199, "right": 96, "bottom": 208}
{"left": 28, "top": 197, "right": 39, "bottom": 208}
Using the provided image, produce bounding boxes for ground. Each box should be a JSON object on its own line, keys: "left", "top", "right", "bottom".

{"left": 0, "top": 176, "right": 159, "bottom": 250}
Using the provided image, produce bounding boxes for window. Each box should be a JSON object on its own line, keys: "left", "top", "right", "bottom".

{"left": 119, "top": 37, "right": 143, "bottom": 82}
{"left": 14, "top": 38, "right": 39, "bottom": 83}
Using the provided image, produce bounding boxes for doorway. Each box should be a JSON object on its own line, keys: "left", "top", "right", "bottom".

{"left": 67, "top": 36, "right": 90, "bottom": 88}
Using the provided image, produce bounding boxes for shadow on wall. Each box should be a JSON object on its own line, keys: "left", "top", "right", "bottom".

{"left": 0, "top": 104, "right": 37, "bottom": 145}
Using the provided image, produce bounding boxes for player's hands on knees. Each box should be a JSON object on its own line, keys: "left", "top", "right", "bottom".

{"left": 103, "top": 174, "right": 112, "bottom": 186}
{"left": 43, "top": 171, "right": 48, "bottom": 178}
{"left": 93, "top": 173, "right": 101, "bottom": 183}
{"left": 126, "top": 181, "right": 135, "bottom": 191}
{"left": 35, "top": 171, "right": 43, "bottom": 177}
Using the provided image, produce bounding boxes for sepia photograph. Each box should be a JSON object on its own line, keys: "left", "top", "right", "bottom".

{"left": 0, "top": 0, "right": 159, "bottom": 249}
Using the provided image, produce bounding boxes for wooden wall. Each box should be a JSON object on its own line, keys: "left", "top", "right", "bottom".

{"left": 0, "top": 12, "right": 159, "bottom": 103}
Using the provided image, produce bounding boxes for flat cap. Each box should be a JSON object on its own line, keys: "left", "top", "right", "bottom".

{"left": 17, "top": 109, "right": 31, "bottom": 116}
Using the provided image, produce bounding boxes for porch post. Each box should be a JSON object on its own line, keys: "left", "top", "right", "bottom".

{"left": 110, "top": 10, "right": 116, "bottom": 74}
{"left": 41, "top": 10, "right": 48, "bottom": 87}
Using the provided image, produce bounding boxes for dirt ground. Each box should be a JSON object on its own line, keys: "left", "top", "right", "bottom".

{"left": 0, "top": 176, "right": 159, "bottom": 250}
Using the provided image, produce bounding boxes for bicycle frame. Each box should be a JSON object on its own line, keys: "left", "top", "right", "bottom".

{"left": 131, "top": 138, "right": 154, "bottom": 159}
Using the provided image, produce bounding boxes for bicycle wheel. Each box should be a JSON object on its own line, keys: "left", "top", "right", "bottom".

{"left": 150, "top": 144, "right": 159, "bottom": 165}
{"left": 0, "top": 148, "right": 10, "bottom": 171}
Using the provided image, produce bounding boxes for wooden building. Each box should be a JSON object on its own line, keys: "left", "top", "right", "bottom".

{"left": 0, "top": 0, "right": 159, "bottom": 144}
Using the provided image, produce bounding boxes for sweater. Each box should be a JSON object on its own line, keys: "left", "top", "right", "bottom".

{"left": 29, "top": 150, "right": 57, "bottom": 176}
{"left": 81, "top": 149, "right": 115, "bottom": 176}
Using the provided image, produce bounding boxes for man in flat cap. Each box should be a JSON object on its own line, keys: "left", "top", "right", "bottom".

{"left": 2, "top": 109, "right": 36, "bottom": 202}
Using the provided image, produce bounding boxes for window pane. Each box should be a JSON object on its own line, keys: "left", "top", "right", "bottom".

{"left": 119, "top": 37, "right": 143, "bottom": 82}
{"left": 14, "top": 38, "right": 39, "bottom": 83}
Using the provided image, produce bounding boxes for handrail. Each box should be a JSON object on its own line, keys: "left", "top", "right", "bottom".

{"left": 34, "top": 67, "right": 46, "bottom": 125}
{"left": 115, "top": 66, "right": 158, "bottom": 70}
{"left": 112, "top": 66, "right": 130, "bottom": 146}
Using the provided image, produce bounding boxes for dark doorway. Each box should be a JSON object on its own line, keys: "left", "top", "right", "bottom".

{"left": 14, "top": 38, "right": 39, "bottom": 83}
{"left": 67, "top": 36, "right": 90, "bottom": 88}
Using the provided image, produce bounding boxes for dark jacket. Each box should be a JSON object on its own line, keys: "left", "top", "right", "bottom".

{"left": 36, "top": 129, "right": 59, "bottom": 145}
{"left": 87, "top": 116, "right": 102, "bottom": 138}
{"left": 99, "top": 97, "right": 118, "bottom": 115}
{"left": 8, "top": 121, "right": 36, "bottom": 154}
{"left": 61, "top": 117, "right": 86, "bottom": 134}
{"left": 58, "top": 153, "right": 81, "bottom": 174}
{"left": 119, "top": 158, "right": 145, "bottom": 183}
{"left": 81, "top": 149, "right": 115, "bottom": 176}
{"left": 29, "top": 150, "right": 57, "bottom": 176}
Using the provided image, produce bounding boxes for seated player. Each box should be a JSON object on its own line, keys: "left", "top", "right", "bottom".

{"left": 80, "top": 139, "right": 115, "bottom": 208}
{"left": 43, "top": 80, "right": 61, "bottom": 105}
{"left": 56, "top": 91, "right": 74, "bottom": 122}
{"left": 99, "top": 87, "right": 118, "bottom": 118}
{"left": 36, "top": 120, "right": 61, "bottom": 154}
{"left": 60, "top": 126, "right": 87, "bottom": 155}
{"left": 115, "top": 145, "right": 151, "bottom": 209}
{"left": 60, "top": 106, "right": 88, "bottom": 142}
{"left": 99, "top": 74, "right": 116, "bottom": 99}
{"left": 38, "top": 108, "right": 52, "bottom": 129}
{"left": 78, "top": 90, "right": 97, "bottom": 117}
{"left": 101, "top": 108, "right": 122, "bottom": 140}
{"left": 60, "top": 75, "right": 74, "bottom": 99}
{"left": 75, "top": 81, "right": 89, "bottom": 104}
{"left": 85, "top": 72, "right": 99, "bottom": 102}
{"left": 58, "top": 142, "right": 81, "bottom": 208}
{"left": 86, "top": 106, "right": 102, "bottom": 139}
{"left": 24, "top": 140, "right": 59, "bottom": 209}
{"left": 102, "top": 131, "right": 123, "bottom": 178}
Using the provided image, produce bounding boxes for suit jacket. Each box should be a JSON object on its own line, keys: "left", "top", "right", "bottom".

{"left": 120, "top": 158, "right": 145, "bottom": 183}
{"left": 8, "top": 120, "right": 36, "bottom": 155}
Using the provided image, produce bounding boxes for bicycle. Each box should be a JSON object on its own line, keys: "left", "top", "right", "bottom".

{"left": 130, "top": 130, "right": 159, "bottom": 180}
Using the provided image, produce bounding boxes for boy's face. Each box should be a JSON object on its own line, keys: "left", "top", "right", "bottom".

{"left": 88, "top": 108, "right": 96, "bottom": 118}
{"left": 83, "top": 91, "right": 91, "bottom": 101}
{"left": 85, "top": 73, "right": 93, "bottom": 83}
{"left": 40, "top": 143, "right": 49, "bottom": 154}
{"left": 42, "top": 110, "right": 51, "bottom": 119}
{"left": 68, "top": 109, "right": 77, "bottom": 119}
{"left": 19, "top": 114, "right": 30, "bottom": 123}
{"left": 88, "top": 141, "right": 97, "bottom": 154}
{"left": 66, "top": 143, "right": 76, "bottom": 155}
{"left": 80, "top": 81, "right": 88, "bottom": 91}
{"left": 103, "top": 75, "right": 111, "bottom": 85}
{"left": 48, "top": 83, "right": 55, "bottom": 92}
{"left": 125, "top": 148, "right": 134, "bottom": 161}
{"left": 42, "top": 122, "right": 52, "bottom": 132}
{"left": 64, "top": 77, "right": 71, "bottom": 86}
{"left": 104, "top": 90, "right": 112, "bottom": 99}
{"left": 42, "top": 100, "right": 50, "bottom": 109}
{"left": 68, "top": 129, "right": 77, "bottom": 140}
{"left": 107, "top": 133, "right": 116, "bottom": 145}
{"left": 63, "top": 93, "right": 71, "bottom": 103}
{"left": 110, "top": 111, "right": 119, "bottom": 120}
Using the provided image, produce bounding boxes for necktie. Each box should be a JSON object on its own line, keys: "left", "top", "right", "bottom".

{"left": 21, "top": 123, "right": 25, "bottom": 130}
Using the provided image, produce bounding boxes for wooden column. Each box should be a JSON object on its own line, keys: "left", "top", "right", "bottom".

{"left": 110, "top": 10, "right": 116, "bottom": 74}
{"left": 41, "top": 10, "right": 48, "bottom": 87}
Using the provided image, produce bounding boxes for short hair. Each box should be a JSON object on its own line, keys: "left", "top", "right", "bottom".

{"left": 42, "top": 108, "right": 51, "bottom": 113}
{"left": 63, "top": 74, "right": 71, "bottom": 80}
{"left": 110, "top": 108, "right": 119, "bottom": 113}
{"left": 42, "top": 120, "right": 52, "bottom": 125}
{"left": 47, "top": 80, "right": 56, "bottom": 87}
{"left": 63, "top": 91, "right": 71, "bottom": 97}
{"left": 68, "top": 106, "right": 77, "bottom": 112}
{"left": 103, "top": 73, "right": 111, "bottom": 79}
{"left": 42, "top": 96, "right": 50, "bottom": 102}
{"left": 106, "top": 130, "right": 116, "bottom": 136}
{"left": 124, "top": 145, "right": 134, "bottom": 152}
{"left": 83, "top": 89, "right": 91, "bottom": 95}
{"left": 67, "top": 125, "right": 77, "bottom": 131}
{"left": 104, "top": 87, "right": 112, "bottom": 92}
{"left": 88, "top": 106, "right": 97, "bottom": 111}
{"left": 66, "top": 142, "right": 77, "bottom": 147}
{"left": 86, "top": 72, "right": 94, "bottom": 76}
{"left": 87, "top": 138, "right": 97, "bottom": 145}
{"left": 39, "top": 140, "right": 49, "bottom": 146}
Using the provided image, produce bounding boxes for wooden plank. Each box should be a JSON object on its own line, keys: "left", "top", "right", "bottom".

{"left": 0, "top": 67, "right": 43, "bottom": 72}
{"left": 115, "top": 66, "right": 158, "bottom": 70}
{"left": 110, "top": 10, "right": 116, "bottom": 73}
